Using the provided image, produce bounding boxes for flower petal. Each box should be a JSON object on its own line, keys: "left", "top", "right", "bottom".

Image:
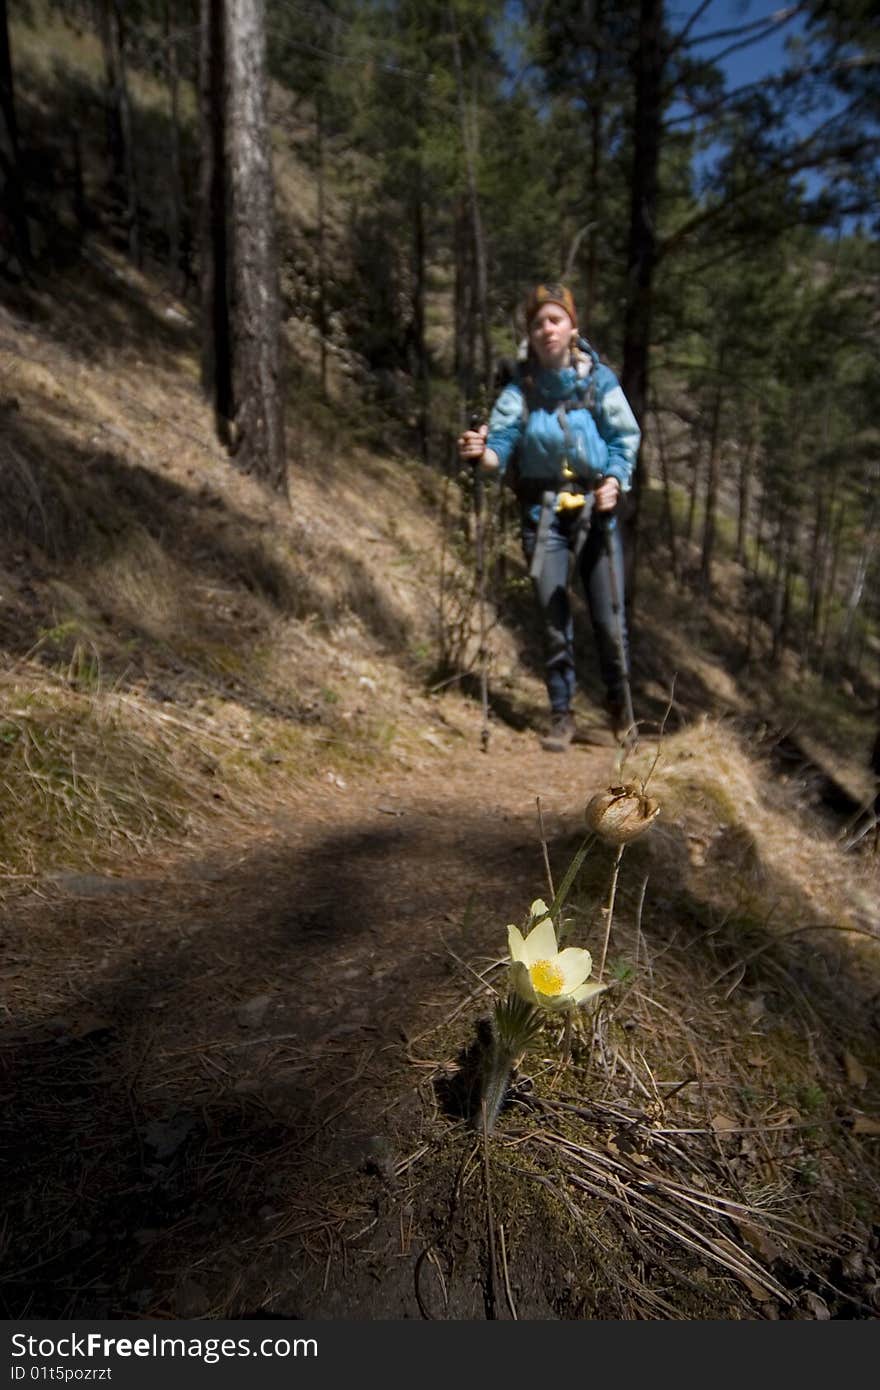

{"left": 521, "top": 915, "right": 558, "bottom": 965}
{"left": 533, "top": 989, "right": 576, "bottom": 1013}
{"left": 529, "top": 898, "right": 551, "bottom": 921}
{"left": 555, "top": 947, "right": 593, "bottom": 991}
{"left": 507, "top": 924, "right": 527, "bottom": 963}
{"left": 570, "top": 980, "right": 608, "bottom": 1004}
{"left": 510, "top": 960, "right": 538, "bottom": 1006}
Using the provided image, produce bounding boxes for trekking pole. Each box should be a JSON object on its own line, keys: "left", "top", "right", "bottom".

{"left": 599, "top": 497, "right": 637, "bottom": 748}
{"left": 469, "top": 411, "right": 491, "bottom": 753}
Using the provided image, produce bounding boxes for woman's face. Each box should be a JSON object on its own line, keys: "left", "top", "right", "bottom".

{"left": 528, "top": 303, "right": 574, "bottom": 369}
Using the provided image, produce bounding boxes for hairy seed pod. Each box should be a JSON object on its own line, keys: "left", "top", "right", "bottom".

{"left": 585, "top": 783, "right": 660, "bottom": 844}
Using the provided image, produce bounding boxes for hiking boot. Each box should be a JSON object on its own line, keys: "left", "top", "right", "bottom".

{"left": 606, "top": 698, "right": 625, "bottom": 737}
{"left": 606, "top": 696, "right": 635, "bottom": 744}
{"left": 541, "top": 709, "right": 576, "bottom": 753}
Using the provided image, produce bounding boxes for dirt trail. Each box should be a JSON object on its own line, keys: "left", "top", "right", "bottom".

{"left": 2, "top": 707, "right": 627, "bottom": 1319}
{"left": 5, "top": 685, "right": 879, "bottom": 1321}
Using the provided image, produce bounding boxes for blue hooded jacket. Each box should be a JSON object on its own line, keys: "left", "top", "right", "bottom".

{"left": 485, "top": 338, "right": 640, "bottom": 493}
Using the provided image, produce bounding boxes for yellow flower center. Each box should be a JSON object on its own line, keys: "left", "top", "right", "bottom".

{"left": 530, "top": 959, "right": 564, "bottom": 996}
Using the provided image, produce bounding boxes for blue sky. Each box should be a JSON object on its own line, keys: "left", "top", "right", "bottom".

{"left": 668, "top": 1, "right": 863, "bottom": 218}
{"left": 670, "top": 0, "right": 807, "bottom": 91}
{"left": 500, "top": 0, "right": 870, "bottom": 225}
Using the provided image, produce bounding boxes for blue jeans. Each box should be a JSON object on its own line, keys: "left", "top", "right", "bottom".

{"left": 521, "top": 505, "right": 629, "bottom": 713}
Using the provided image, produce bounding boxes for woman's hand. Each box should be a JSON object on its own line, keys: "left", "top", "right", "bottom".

{"left": 594, "top": 475, "right": 620, "bottom": 512}
{"left": 457, "top": 423, "right": 498, "bottom": 471}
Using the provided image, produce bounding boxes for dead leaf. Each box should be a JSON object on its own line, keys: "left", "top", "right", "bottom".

{"left": 800, "top": 1291, "right": 830, "bottom": 1320}
{"left": 844, "top": 1051, "right": 868, "bottom": 1089}
{"left": 711, "top": 1113, "right": 739, "bottom": 1134}
{"left": 852, "top": 1115, "right": 880, "bottom": 1136}
{"left": 733, "top": 1219, "right": 783, "bottom": 1264}
{"left": 746, "top": 1053, "right": 769, "bottom": 1068}
{"left": 739, "top": 1273, "right": 773, "bottom": 1302}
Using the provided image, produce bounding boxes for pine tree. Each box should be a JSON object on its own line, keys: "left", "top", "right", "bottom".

{"left": 0, "top": 0, "right": 30, "bottom": 269}
{"left": 199, "top": 0, "right": 287, "bottom": 491}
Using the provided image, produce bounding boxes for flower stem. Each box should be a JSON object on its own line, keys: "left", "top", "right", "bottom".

{"left": 536, "top": 795, "right": 556, "bottom": 901}
{"left": 597, "top": 843, "right": 625, "bottom": 983}
{"left": 561, "top": 1009, "right": 573, "bottom": 1064}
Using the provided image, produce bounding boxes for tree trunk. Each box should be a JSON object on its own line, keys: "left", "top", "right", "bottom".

{"left": 805, "top": 475, "right": 827, "bottom": 666}
{"left": 839, "top": 530, "right": 874, "bottom": 668}
{"left": 871, "top": 725, "right": 880, "bottom": 850}
{"left": 102, "top": 0, "right": 139, "bottom": 262}
{"left": 164, "top": 1, "right": 186, "bottom": 293}
{"left": 0, "top": 0, "right": 18, "bottom": 156}
{"left": 782, "top": 542, "right": 795, "bottom": 660}
{"left": 684, "top": 424, "right": 702, "bottom": 548}
{"left": 744, "top": 572, "right": 757, "bottom": 664}
{"left": 0, "top": 0, "right": 30, "bottom": 267}
{"left": 806, "top": 405, "right": 834, "bottom": 663}
{"left": 71, "top": 129, "right": 88, "bottom": 229}
{"left": 699, "top": 352, "right": 725, "bottom": 593}
{"left": 454, "top": 191, "right": 478, "bottom": 416}
{"left": 735, "top": 404, "right": 757, "bottom": 567}
{"left": 620, "top": 0, "right": 664, "bottom": 598}
{"left": 450, "top": 11, "right": 491, "bottom": 396}
{"left": 316, "top": 90, "right": 328, "bottom": 400}
{"left": 752, "top": 474, "right": 767, "bottom": 581}
{"left": 769, "top": 517, "right": 787, "bottom": 668}
{"left": 651, "top": 403, "right": 679, "bottom": 583}
{"left": 99, "top": 1, "right": 123, "bottom": 176}
{"left": 586, "top": 96, "right": 602, "bottom": 320}
{"left": 745, "top": 473, "right": 767, "bottom": 662}
{"left": 818, "top": 503, "right": 845, "bottom": 677}
{"left": 198, "top": 0, "right": 233, "bottom": 429}
{"left": 225, "top": 0, "right": 287, "bottom": 491}
{"left": 453, "top": 194, "right": 470, "bottom": 395}
{"left": 411, "top": 162, "right": 430, "bottom": 462}
{"left": 451, "top": 193, "right": 472, "bottom": 471}
{"left": 585, "top": 4, "right": 605, "bottom": 321}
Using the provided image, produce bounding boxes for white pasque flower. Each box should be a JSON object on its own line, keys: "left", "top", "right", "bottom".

{"left": 507, "top": 900, "right": 606, "bottom": 1013}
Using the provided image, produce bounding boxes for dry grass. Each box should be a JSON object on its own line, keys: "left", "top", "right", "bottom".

{"left": 0, "top": 254, "right": 491, "bottom": 893}
{"left": 382, "top": 710, "right": 880, "bottom": 1319}
{"left": 0, "top": 662, "right": 237, "bottom": 878}
{"left": 639, "top": 719, "right": 879, "bottom": 941}
{"left": 401, "top": 748, "right": 880, "bottom": 1319}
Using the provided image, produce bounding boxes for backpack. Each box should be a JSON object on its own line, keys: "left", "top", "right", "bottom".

{"left": 503, "top": 347, "right": 603, "bottom": 500}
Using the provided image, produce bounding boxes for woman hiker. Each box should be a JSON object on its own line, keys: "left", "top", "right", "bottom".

{"left": 457, "top": 282, "right": 641, "bottom": 752}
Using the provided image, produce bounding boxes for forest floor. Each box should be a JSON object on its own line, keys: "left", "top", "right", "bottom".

{"left": 1, "top": 237, "right": 880, "bottom": 1320}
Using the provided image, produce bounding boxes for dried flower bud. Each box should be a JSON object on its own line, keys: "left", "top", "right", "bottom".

{"left": 585, "top": 783, "right": 660, "bottom": 845}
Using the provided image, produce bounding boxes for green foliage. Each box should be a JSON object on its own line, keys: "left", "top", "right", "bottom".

{"left": 608, "top": 959, "right": 635, "bottom": 984}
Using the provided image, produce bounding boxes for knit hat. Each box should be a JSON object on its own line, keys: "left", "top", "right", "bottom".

{"left": 524, "top": 282, "right": 578, "bottom": 329}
